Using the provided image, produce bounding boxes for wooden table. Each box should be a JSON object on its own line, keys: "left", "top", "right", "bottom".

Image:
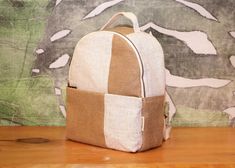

{"left": 0, "top": 127, "right": 235, "bottom": 167}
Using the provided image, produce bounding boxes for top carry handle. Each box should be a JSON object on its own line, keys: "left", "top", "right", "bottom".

{"left": 100, "top": 12, "right": 141, "bottom": 33}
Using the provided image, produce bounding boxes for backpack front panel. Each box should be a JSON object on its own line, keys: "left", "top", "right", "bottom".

{"left": 67, "top": 31, "right": 146, "bottom": 151}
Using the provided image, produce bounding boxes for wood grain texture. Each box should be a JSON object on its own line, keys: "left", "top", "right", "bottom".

{"left": 0, "top": 127, "right": 235, "bottom": 168}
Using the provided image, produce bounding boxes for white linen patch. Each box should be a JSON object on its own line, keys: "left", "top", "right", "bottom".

{"left": 104, "top": 94, "right": 143, "bottom": 152}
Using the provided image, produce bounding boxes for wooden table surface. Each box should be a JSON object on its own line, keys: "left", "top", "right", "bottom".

{"left": 0, "top": 127, "right": 235, "bottom": 168}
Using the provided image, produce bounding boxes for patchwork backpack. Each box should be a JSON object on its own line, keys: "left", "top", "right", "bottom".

{"left": 67, "top": 12, "right": 168, "bottom": 152}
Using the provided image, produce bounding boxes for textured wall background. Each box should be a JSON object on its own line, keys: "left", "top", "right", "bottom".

{"left": 0, "top": 0, "right": 234, "bottom": 126}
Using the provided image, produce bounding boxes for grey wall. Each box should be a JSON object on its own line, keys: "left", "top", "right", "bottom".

{"left": 0, "top": 0, "right": 234, "bottom": 126}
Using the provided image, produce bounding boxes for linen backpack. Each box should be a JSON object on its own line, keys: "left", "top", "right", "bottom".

{"left": 66, "top": 12, "right": 169, "bottom": 152}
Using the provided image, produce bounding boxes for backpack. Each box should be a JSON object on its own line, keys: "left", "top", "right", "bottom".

{"left": 66, "top": 12, "right": 168, "bottom": 152}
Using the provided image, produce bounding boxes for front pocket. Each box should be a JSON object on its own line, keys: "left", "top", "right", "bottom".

{"left": 104, "top": 94, "right": 143, "bottom": 152}
{"left": 66, "top": 87, "right": 165, "bottom": 152}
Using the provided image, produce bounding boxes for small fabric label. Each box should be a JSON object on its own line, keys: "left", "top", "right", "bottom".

{"left": 141, "top": 116, "right": 145, "bottom": 132}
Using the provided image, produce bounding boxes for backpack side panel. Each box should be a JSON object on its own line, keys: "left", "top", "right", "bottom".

{"left": 127, "top": 32, "right": 166, "bottom": 97}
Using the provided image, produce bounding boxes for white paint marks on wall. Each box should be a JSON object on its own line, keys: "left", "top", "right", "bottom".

{"left": 230, "top": 56, "right": 235, "bottom": 68}
{"left": 55, "top": 88, "right": 62, "bottom": 95}
{"left": 55, "top": 0, "right": 62, "bottom": 6}
{"left": 83, "top": 0, "right": 124, "bottom": 20}
{"left": 166, "top": 69, "right": 231, "bottom": 88}
{"left": 32, "top": 69, "right": 40, "bottom": 73}
{"left": 229, "top": 31, "right": 235, "bottom": 38}
{"left": 223, "top": 107, "right": 235, "bottom": 120}
{"left": 141, "top": 22, "right": 217, "bottom": 55}
{"left": 35, "top": 49, "right": 44, "bottom": 55}
{"left": 50, "top": 29, "right": 71, "bottom": 42}
{"left": 175, "top": 0, "right": 218, "bottom": 21}
{"left": 59, "top": 105, "right": 66, "bottom": 117}
{"left": 49, "top": 54, "right": 70, "bottom": 69}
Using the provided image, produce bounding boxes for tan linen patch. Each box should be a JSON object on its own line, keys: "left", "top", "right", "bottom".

{"left": 140, "top": 95, "right": 165, "bottom": 151}
{"left": 108, "top": 34, "right": 141, "bottom": 97}
{"left": 106, "top": 26, "right": 134, "bottom": 35}
{"left": 66, "top": 87, "right": 106, "bottom": 148}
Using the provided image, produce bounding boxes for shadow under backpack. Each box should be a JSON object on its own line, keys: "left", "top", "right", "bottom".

{"left": 66, "top": 12, "right": 170, "bottom": 152}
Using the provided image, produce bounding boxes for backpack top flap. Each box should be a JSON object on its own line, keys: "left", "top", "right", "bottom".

{"left": 69, "top": 12, "right": 165, "bottom": 98}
